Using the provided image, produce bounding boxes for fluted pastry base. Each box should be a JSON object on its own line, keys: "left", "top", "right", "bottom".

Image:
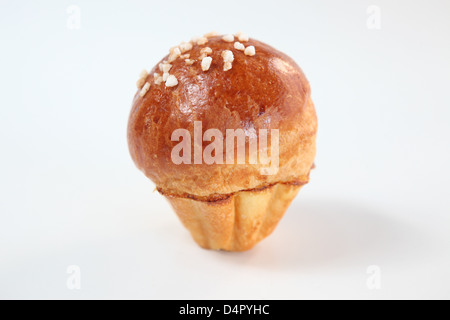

{"left": 162, "top": 183, "right": 302, "bottom": 251}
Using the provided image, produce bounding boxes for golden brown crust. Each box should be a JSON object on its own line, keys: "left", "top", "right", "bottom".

{"left": 127, "top": 35, "right": 317, "bottom": 197}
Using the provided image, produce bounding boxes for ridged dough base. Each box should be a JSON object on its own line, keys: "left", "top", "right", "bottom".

{"left": 163, "top": 183, "right": 302, "bottom": 251}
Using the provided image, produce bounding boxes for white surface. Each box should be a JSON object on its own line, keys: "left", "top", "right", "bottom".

{"left": 0, "top": 0, "right": 449, "bottom": 299}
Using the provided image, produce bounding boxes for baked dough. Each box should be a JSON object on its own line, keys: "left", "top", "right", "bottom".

{"left": 128, "top": 34, "right": 317, "bottom": 251}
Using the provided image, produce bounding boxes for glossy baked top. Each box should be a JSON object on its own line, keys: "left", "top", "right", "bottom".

{"left": 128, "top": 35, "right": 317, "bottom": 198}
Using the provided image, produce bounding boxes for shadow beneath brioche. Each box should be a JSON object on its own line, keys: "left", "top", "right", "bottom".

{"left": 216, "top": 197, "right": 425, "bottom": 271}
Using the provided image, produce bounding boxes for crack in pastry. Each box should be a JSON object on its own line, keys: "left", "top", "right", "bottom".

{"left": 157, "top": 179, "right": 309, "bottom": 203}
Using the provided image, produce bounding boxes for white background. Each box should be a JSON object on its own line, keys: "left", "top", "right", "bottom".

{"left": 1, "top": 0, "right": 449, "bottom": 299}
